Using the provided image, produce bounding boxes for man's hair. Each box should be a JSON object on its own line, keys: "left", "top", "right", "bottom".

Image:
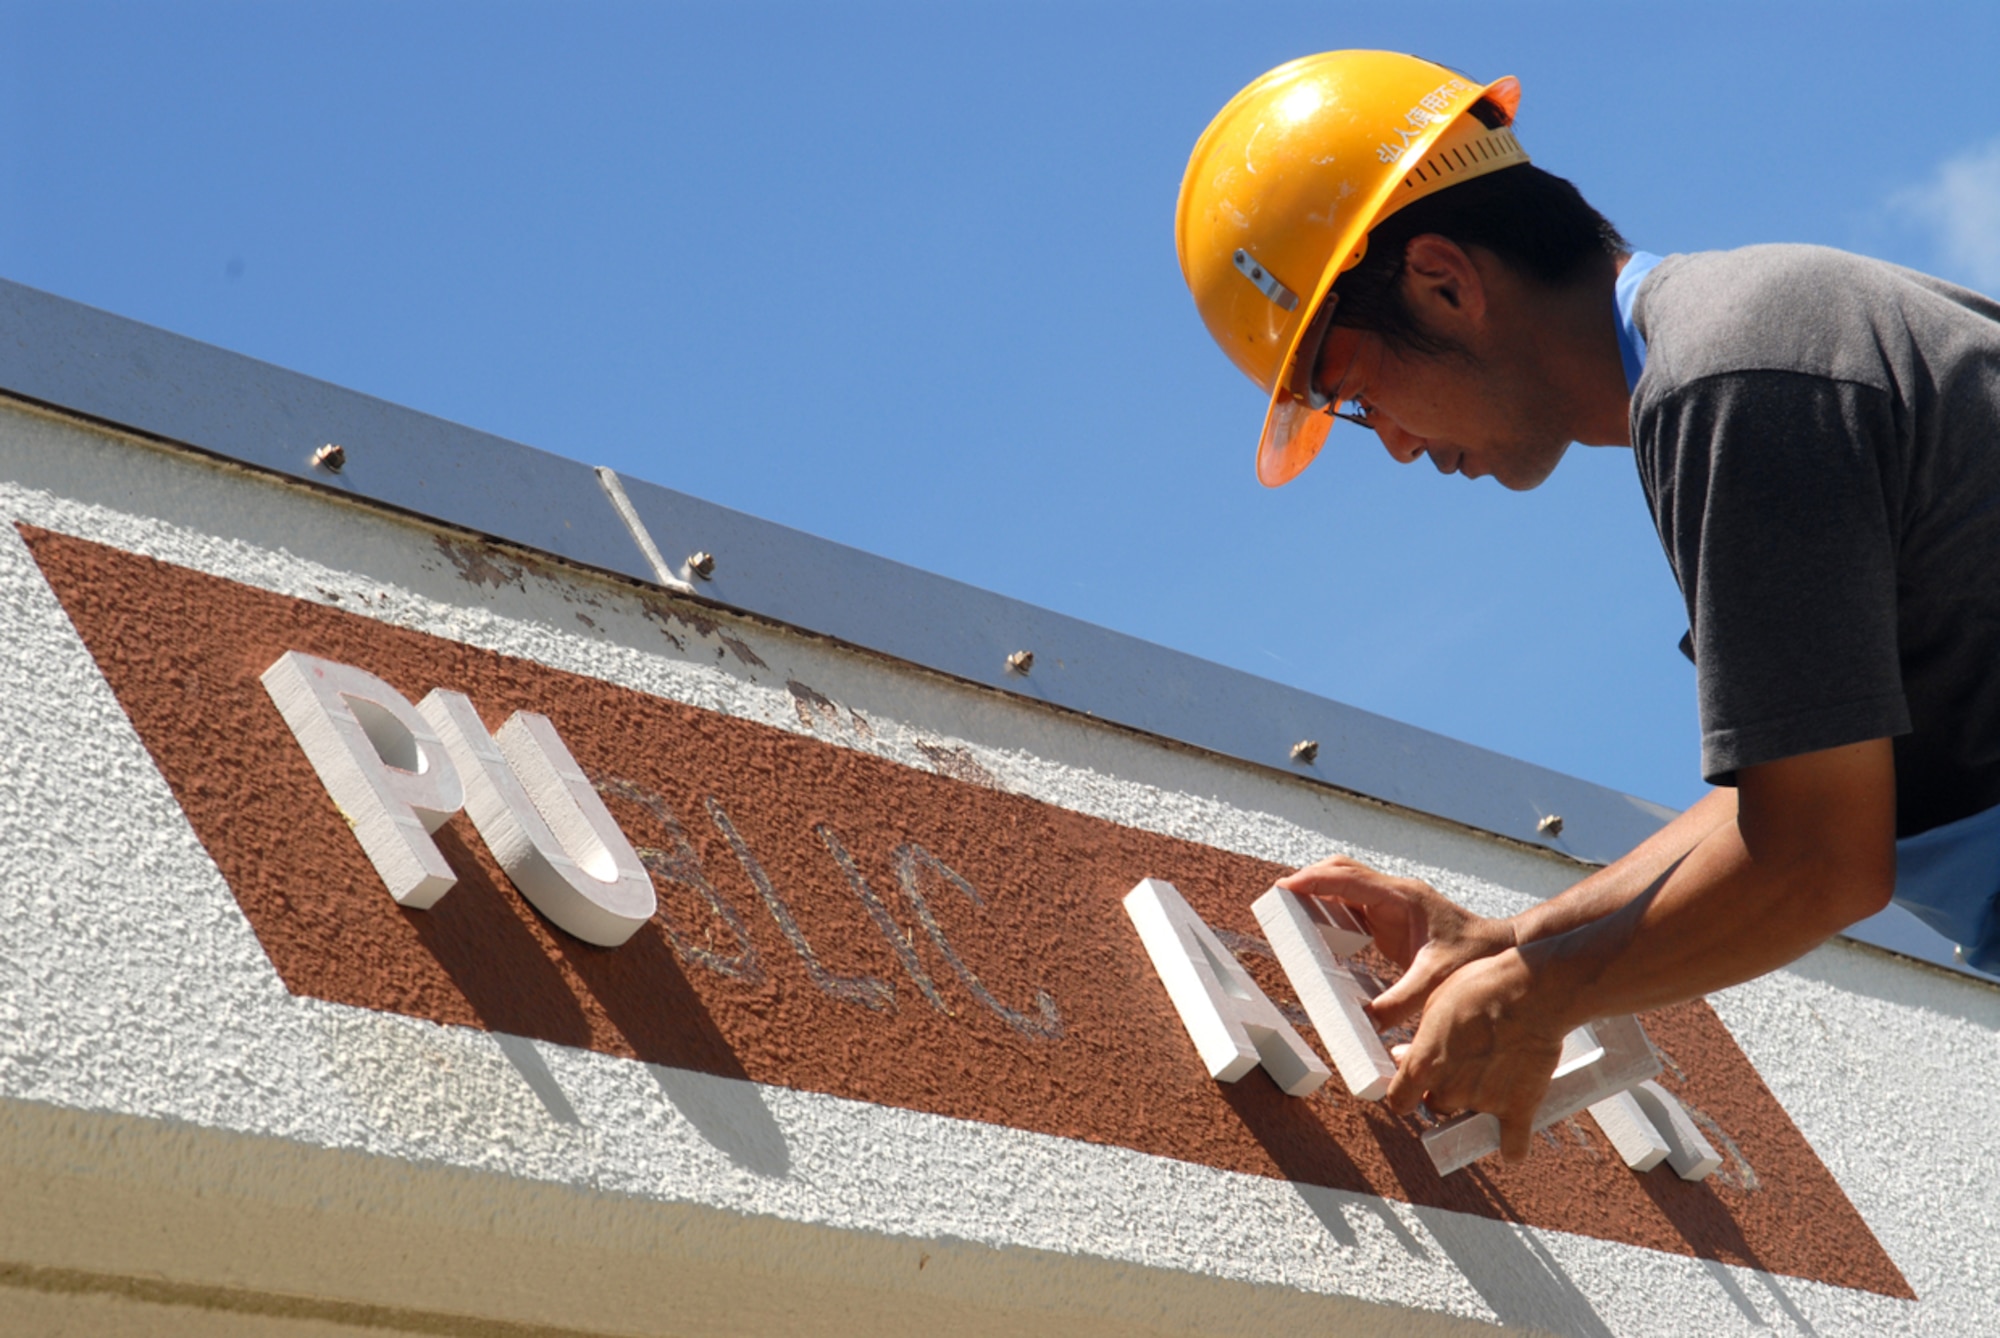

{"left": 1327, "top": 163, "right": 1628, "bottom": 356}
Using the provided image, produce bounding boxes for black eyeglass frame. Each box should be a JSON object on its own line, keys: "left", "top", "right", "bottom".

{"left": 1283, "top": 293, "right": 1377, "bottom": 430}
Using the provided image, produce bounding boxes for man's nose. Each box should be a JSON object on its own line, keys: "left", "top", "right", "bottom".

{"left": 1376, "top": 422, "right": 1427, "bottom": 465}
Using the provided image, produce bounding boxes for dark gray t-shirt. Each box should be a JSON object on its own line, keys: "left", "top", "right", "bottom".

{"left": 1632, "top": 244, "right": 2000, "bottom": 837}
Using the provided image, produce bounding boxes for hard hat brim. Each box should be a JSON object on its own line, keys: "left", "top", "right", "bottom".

{"left": 1256, "top": 394, "right": 1336, "bottom": 488}
{"left": 1253, "top": 74, "right": 1521, "bottom": 489}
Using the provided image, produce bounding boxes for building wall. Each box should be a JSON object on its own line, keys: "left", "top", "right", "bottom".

{"left": 0, "top": 395, "right": 1994, "bottom": 1336}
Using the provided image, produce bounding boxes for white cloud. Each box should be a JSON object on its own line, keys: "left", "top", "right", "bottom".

{"left": 1893, "top": 135, "right": 2000, "bottom": 293}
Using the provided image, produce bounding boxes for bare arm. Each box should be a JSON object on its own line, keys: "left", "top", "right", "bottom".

{"left": 1509, "top": 785, "right": 1737, "bottom": 946}
{"left": 1511, "top": 738, "right": 1894, "bottom": 1017}
{"left": 1389, "top": 738, "right": 1896, "bottom": 1156}
{"left": 1275, "top": 783, "right": 1738, "bottom": 1025}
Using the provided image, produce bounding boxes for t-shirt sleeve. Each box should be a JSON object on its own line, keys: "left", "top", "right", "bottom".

{"left": 1635, "top": 369, "right": 1910, "bottom": 785}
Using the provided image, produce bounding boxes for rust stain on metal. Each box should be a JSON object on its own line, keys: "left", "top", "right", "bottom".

{"left": 20, "top": 523, "right": 1912, "bottom": 1301}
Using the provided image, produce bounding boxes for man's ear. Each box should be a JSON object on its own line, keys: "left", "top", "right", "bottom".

{"left": 1400, "top": 235, "right": 1487, "bottom": 331}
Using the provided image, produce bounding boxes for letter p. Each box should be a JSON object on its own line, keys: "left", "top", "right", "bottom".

{"left": 262, "top": 651, "right": 465, "bottom": 907}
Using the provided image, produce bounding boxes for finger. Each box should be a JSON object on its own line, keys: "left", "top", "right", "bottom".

{"left": 1382, "top": 1063, "right": 1426, "bottom": 1116}
{"left": 1274, "top": 854, "right": 1366, "bottom": 882}
{"left": 1280, "top": 853, "right": 1370, "bottom": 876}
{"left": 1365, "top": 953, "right": 1450, "bottom": 1027}
{"left": 1282, "top": 881, "right": 1423, "bottom": 958}
{"left": 1276, "top": 870, "right": 1409, "bottom": 912}
{"left": 1382, "top": 1040, "right": 1434, "bottom": 1116}
{"left": 1498, "top": 1108, "right": 1537, "bottom": 1162}
{"left": 1276, "top": 857, "right": 1396, "bottom": 896}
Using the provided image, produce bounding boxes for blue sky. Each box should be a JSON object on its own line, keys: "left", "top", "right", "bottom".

{"left": 4, "top": 2, "right": 1996, "bottom": 813}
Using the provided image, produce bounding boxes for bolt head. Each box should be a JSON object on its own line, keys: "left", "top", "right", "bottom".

{"left": 311, "top": 442, "right": 346, "bottom": 473}
{"left": 1006, "top": 649, "right": 1034, "bottom": 675}
{"left": 1537, "top": 814, "right": 1565, "bottom": 838}
{"left": 687, "top": 551, "right": 716, "bottom": 580}
{"left": 1290, "top": 739, "right": 1319, "bottom": 765}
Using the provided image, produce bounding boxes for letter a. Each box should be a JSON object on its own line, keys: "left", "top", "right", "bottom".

{"left": 1124, "top": 878, "right": 1329, "bottom": 1096}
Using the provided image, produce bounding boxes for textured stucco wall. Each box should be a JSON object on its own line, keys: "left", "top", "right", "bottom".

{"left": 0, "top": 396, "right": 1994, "bottom": 1336}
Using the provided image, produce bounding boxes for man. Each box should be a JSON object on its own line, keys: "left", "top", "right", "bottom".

{"left": 1176, "top": 51, "right": 2000, "bottom": 1159}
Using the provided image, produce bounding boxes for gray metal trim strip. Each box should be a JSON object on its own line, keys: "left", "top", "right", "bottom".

{"left": 607, "top": 469, "right": 1675, "bottom": 864}
{"left": 0, "top": 279, "right": 653, "bottom": 585}
{"left": 0, "top": 276, "right": 1986, "bottom": 982}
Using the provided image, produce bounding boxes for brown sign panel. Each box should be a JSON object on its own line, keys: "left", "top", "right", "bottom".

{"left": 24, "top": 525, "right": 1908, "bottom": 1298}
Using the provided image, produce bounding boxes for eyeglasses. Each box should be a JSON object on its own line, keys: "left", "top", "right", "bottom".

{"left": 1286, "top": 296, "right": 1380, "bottom": 433}
{"left": 1329, "top": 399, "right": 1378, "bottom": 430}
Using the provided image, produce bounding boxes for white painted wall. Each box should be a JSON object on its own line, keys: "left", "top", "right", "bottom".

{"left": 0, "top": 397, "right": 1993, "bottom": 1336}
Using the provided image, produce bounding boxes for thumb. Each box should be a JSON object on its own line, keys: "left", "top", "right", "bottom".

{"left": 1366, "top": 950, "right": 1451, "bottom": 1028}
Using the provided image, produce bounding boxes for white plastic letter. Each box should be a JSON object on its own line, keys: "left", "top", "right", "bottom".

{"left": 1421, "top": 1013, "right": 1661, "bottom": 1175}
{"left": 262, "top": 651, "right": 465, "bottom": 908}
{"left": 1252, "top": 887, "right": 1396, "bottom": 1100}
{"left": 1587, "top": 1089, "right": 1671, "bottom": 1171}
{"left": 419, "top": 690, "right": 656, "bottom": 947}
{"left": 1306, "top": 893, "right": 1374, "bottom": 958}
{"left": 1629, "top": 1080, "right": 1722, "bottom": 1181}
{"left": 1124, "top": 878, "right": 1330, "bottom": 1096}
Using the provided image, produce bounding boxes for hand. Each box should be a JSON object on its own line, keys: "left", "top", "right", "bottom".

{"left": 1384, "top": 949, "right": 1570, "bottom": 1160}
{"left": 1276, "top": 855, "right": 1517, "bottom": 1027}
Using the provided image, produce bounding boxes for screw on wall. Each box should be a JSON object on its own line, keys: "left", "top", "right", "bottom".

{"left": 311, "top": 443, "right": 346, "bottom": 474}
{"left": 1290, "top": 740, "right": 1319, "bottom": 765}
{"left": 687, "top": 551, "right": 716, "bottom": 581}
{"left": 1538, "top": 814, "right": 1565, "bottom": 838}
{"left": 1005, "top": 650, "right": 1034, "bottom": 675}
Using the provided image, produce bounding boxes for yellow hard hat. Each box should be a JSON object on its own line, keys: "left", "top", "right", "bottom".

{"left": 1176, "top": 52, "right": 1527, "bottom": 486}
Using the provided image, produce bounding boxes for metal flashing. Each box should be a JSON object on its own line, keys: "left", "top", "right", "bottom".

{"left": 0, "top": 276, "right": 1988, "bottom": 983}
{"left": 0, "top": 279, "right": 653, "bottom": 585}
{"left": 608, "top": 467, "right": 1673, "bottom": 864}
{"left": 1844, "top": 903, "right": 1999, "bottom": 984}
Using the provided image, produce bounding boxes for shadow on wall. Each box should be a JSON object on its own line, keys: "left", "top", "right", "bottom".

{"left": 492, "top": 1034, "right": 581, "bottom": 1126}
{"left": 490, "top": 1035, "right": 792, "bottom": 1177}
{"left": 1220, "top": 1082, "right": 1427, "bottom": 1258}
{"left": 1224, "top": 1078, "right": 1616, "bottom": 1335}
{"left": 410, "top": 827, "right": 598, "bottom": 1049}
{"left": 409, "top": 827, "right": 793, "bottom": 1177}
{"left": 1387, "top": 1124, "right": 1616, "bottom": 1336}
{"left": 1412, "top": 1203, "right": 1616, "bottom": 1338}
{"left": 1641, "top": 1174, "right": 1823, "bottom": 1336}
{"left": 647, "top": 1065, "right": 792, "bottom": 1178}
